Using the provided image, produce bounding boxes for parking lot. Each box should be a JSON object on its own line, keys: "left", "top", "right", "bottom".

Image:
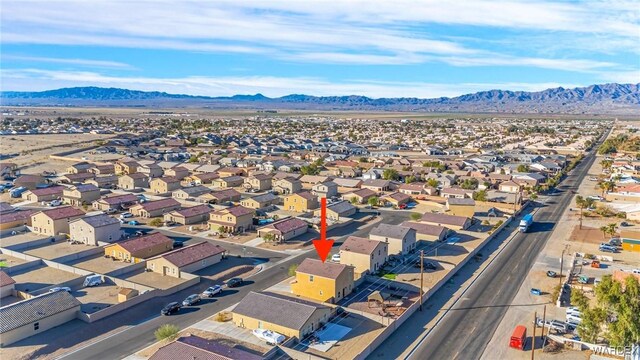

{"left": 65, "top": 253, "right": 138, "bottom": 275}
{"left": 10, "top": 264, "right": 81, "bottom": 293}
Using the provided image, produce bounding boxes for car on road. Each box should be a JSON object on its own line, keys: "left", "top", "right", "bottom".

{"left": 161, "top": 302, "right": 181, "bottom": 315}
{"left": 530, "top": 288, "right": 542, "bottom": 296}
{"left": 49, "top": 287, "right": 72, "bottom": 293}
{"left": 226, "top": 278, "right": 243, "bottom": 288}
{"left": 120, "top": 212, "right": 133, "bottom": 219}
{"left": 202, "top": 285, "right": 222, "bottom": 297}
{"left": 182, "top": 294, "right": 201, "bottom": 306}
{"left": 546, "top": 270, "right": 557, "bottom": 278}
{"left": 331, "top": 253, "right": 341, "bottom": 262}
{"left": 128, "top": 220, "right": 140, "bottom": 226}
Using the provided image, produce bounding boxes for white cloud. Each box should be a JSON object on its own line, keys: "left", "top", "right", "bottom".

{"left": 1, "top": 0, "right": 636, "bottom": 70}
{"left": 0, "top": 68, "right": 581, "bottom": 98}
{"left": 1, "top": 55, "right": 135, "bottom": 69}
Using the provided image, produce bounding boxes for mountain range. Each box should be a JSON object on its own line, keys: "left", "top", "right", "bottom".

{"left": 2, "top": 83, "right": 639, "bottom": 114}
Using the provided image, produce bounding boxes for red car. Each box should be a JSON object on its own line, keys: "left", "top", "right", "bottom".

{"left": 398, "top": 204, "right": 407, "bottom": 209}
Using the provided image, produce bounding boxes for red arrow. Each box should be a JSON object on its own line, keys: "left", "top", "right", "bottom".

{"left": 313, "top": 197, "right": 334, "bottom": 262}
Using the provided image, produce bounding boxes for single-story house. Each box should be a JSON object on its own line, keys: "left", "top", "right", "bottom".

{"left": 130, "top": 198, "right": 181, "bottom": 218}
{"left": 240, "top": 192, "right": 279, "bottom": 210}
{"left": 163, "top": 204, "right": 212, "bottom": 225}
{"left": 213, "top": 176, "right": 244, "bottom": 189}
{"left": 257, "top": 217, "right": 309, "bottom": 242}
{"left": 232, "top": 291, "right": 333, "bottom": 339}
{"left": 104, "top": 232, "right": 174, "bottom": 263}
{"left": 361, "top": 179, "right": 391, "bottom": 193}
{"left": 314, "top": 200, "right": 356, "bottom": 221}
{"left": 441, "top": 187, "right": 474, "bottom": 199}
{"left": 342, "top": 188, "right": 377, "bottom": 204}
{"left": 382, "top": 192, "right": 412, "bottom": 207}
{"left": 0, "top": 291, "right": 81, "bottom": 347}
{"left": 92, "top": 193, "right": 139, "bottom": 211}
{"left": 446, "top": 198, "right": 476, "bottom": 217}
{"left": 1, "top": 271, "right": 16, "bottom": 298}
{"left": 149, "top": 336, "right": 262, "bottom": 360}
{"left": 22, "top": 186, "right": 64, "bottom": 202}
{"left": 0, "top": 210, "right": 35, "bottom": 230}
{"left": 146, "top": 241, "right": 225, "bottom": 278}
{"left": 197, "top": 188, "right": 242, "bottom": 204}
{"left": 401, "top": 221, "right": 448, "bottom": 242}
{"left": 420, "top": 212, "right": 472, "bottom": 230}
{"left": 13, "top": 174, "right": 47, "bottom": 190}
{"left": 172, "top": 185, "right": 211, "bottom": 200}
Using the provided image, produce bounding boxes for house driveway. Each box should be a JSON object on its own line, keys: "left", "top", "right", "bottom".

{"left": 190, "top": 318, "right": 275, "bottom": 350}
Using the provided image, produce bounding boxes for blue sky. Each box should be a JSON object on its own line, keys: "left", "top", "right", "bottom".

{"left": 1, "top": 1, "right": 639, "bottom": 98}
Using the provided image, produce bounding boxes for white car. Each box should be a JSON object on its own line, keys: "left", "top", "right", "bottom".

{"left": 120, "top": 212, "right": 133, "bottom": 219}
{"left": 202, "top": 285, "right": 222, "bottom": 297}
{"left": 252, "top": 329, "right": 285, "bottom": 344}
{"left": 331, "top": 253, "right": 341, "bottom": 262}
{"left": 49, "top": 287, "right": 72, "bottom": 293}
{"left": 48, "top": 199, "right": 63, "bottom": 207}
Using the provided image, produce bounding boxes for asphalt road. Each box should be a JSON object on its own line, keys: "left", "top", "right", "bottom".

{"left": 54, "top": 209, "right": 408, "bottom": 360}
{"left": 401, "top": 147, "right": 599, "bottom": 360}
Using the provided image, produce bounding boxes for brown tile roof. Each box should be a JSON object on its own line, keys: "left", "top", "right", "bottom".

{"left": 340, "top": 236, "right": 385, "bottom": 255}
{"left": 149, "top": 335, "right": 263, "bottom": 360}
{"left": 193, "top": 172, "right": 219, "bottom": 181}
{"left": 27, "top": 186, "right": 65, "bottom": 196}
{"left": 0, "top": 209, "right": 35, "bottom": 224}
{"left": 153, "top": 176, "right": 181, "bottom": 184}
{"left": 0, "top": 271, "right": 16, "bottom": 287}
{"left": 296, "top": 258, "right": 349, "bottom": 279}
{"left": 293, "top": 191, "right": 316, "bottom": 201}
{"left": 348, "top": 188, "right": 376, "bottom": 198}
{"left": 98, "top": 193, "right": 139, "bottom": 205}
{"left": 261, "top": 217, "right": 307, "bottom": 234}
{"left": 226, "top": 205, "right": 253, "bottom": 217}
{"left": 420, "top": 212, "right": 470, "bottom": 227}
{"left": 137, "top": 198, "right": 180, "bottom": 212}
{"left": 158, "top": 242, "right": 225, "bottom": 268}
{"left": 401, "top": 221, "right": 447, "bottom": 237}
{"left": 38, "top": 206, "right": 84, "bottom": 220}
{"left": 170, "top": 204, "right": 212, "bottom": 218}
{"left": 115, "top": 232, "right": 172, "bottom": 254}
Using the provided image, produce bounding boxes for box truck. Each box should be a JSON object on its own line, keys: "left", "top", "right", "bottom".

{"left": 519, "top": 214, "right": 533, "bottom": 233}
{"left": 510, "top": 325, "right": 527, "bottom": 350}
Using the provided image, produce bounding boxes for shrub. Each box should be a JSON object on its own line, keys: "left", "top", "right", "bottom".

{"left": 288, "top": 264, "right": 298, "bottom": 276}
{"left": 551, "top": 284, "right": 562, "bottom": 303}
{"left": 149, "top": 218, "right": 164, "bottom": 227}
{"left": 154, "top": 324, "right": 179, "bottom": 341}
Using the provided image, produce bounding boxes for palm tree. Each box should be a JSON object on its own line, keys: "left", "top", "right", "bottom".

{"left": 600, "top": 159, "right": 613, "bottom": 171}
{"left": 575, "top": 195, "right": 595, "bottom": 229}
{"left": 599, "top": 181, "right": 615, "bottom": 197}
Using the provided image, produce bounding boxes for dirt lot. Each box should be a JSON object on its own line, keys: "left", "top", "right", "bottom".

{"left": 74, "top": 282, "right": 121, "bottom": 313}
{"left": 0, "top": 133, "right": 114, "bottom": 174}
{"left": 23, "top": 241, "right": 94, "bottom": 260}
{"left": 0, "top": 232, "right": 50, "bottom": 248}
{"left": 10, "top": 264, "right": 81, "bottom": 292}
{"left": 0, "top": 252, "right": 29, "bottom": 267}
{"left": 65, "top": 253, "right": 139, "bottom": 274}
{"left": 118, "top": 268, "right": 187, "bottom": 290}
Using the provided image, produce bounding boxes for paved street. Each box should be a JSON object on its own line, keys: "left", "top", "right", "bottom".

{"left": 367, "top": 144, "right": 601, "bottom": 360}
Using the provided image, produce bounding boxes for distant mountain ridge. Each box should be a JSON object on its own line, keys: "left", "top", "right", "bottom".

{"left": 2, "top": 83, "right": 639, "bottom": 114}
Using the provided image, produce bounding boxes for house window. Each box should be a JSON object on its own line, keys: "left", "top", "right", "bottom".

{"left": 34, "top": 322, "right": 39, "bottom": 331}
{"left": 309, "top": 275, "right": 314, "bottom": 282}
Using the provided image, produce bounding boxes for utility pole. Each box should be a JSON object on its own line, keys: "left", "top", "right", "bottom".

{"left": 532, "top": 311, "right": 537, "bottom": 360}
{"left": 541, "top": 305, "right": 547, "bottom": 339}
{"left": 419, "top": 250, "right": 424, "bottom": 311}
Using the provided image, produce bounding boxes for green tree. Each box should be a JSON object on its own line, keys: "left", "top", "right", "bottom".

{"left": 427, "top": 178, "right": 440, "bottom": 188}
{"left": 404, "top": 175, "right": 417, "bottom": 184}
{"left": 263, "top": 233, "right": 277, "bottom": 243}
{"left": 288, "top": 264, "right": 298, "bottom": 276}
{"left": 472, "top": 189, "right": 487, "bottom": 202}
{"left": 368, "top": 196, "right": 379, "bottom": 207}
{"left": 350, "top": 196, "right": 359, "bottom": 205}
{"left": 599, "top": 180, "right": 615, "bottom": 196}
{"left": 460, "top": 178, "right": 479, "bottom": 190}
{"left": 600, "top": 159, "right": 613, "bottom": 171}
{"left": 154, "top": 324, "right": 179, "bottom": 341}
{"left": 571, "top": 288, "right": 590, "bottom": 311}
{"left": 577, "top": 307, "right": 607, "bottom": 343}
{"left": 410, "top": 212, "right": 422, "bottom": 221}
{"left": 517, "top": 164, "right": 530, "bottom": 173}
{"left": 382, "top": 169, "right": 400, "bottom": 181}
{"left": 575, "top": 195, "right": 595, "bottom": 229}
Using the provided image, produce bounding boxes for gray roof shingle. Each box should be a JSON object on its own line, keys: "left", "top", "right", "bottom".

{"left": 0, "top": 291, "right": 81, "bottom": 333}
{"left": 369, "top": 224, "right": 414, "bottom": 239}
{"left": 232, "top": 291, "right": 329, "bottom": 331}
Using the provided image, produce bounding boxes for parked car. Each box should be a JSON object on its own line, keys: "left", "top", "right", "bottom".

{"left": 161, "top": 302, "right": 181, "bottom": 315}
{"left": 608, "top": 238, "right": 622, "bottom": 247}
{"left": 398, "top": 204, "right": 407, "bottom": 209}
{"left": 331, "top": 253, "right": 341, "bottom": 262}
{"left": 620, "top": 222, "right": 631, "bottom": 227}
{"left": 128, "top": 220, "right": 140, "bottom": 226}
{"left": 202, "top": 285, "right": 222, "bottom": 297}
{"left": 120, "top": 212, "right": 133, "bottom": 219}
{"left": 48, "top": 199, "right": 63, "bottom": 207}
{"left": 182, "top": 294, "right": 201, "bottom": 306}
{"left": 424, "top": 261, "right": 437, "bottom": 270}
{"left": 83, "top": 275, "right": 103, "bottom": 287}
{"left": 49, "top": 287, "right": 72, "bottom": 293}
{"left": 164, "top": 220, "right": 177, "bottom": 227}
{"left": 105, "top": 208, "right": 117, "bottom": 214}
{"left": 588, "top": 195, "right": 603, "bottom": 201}
{"left": 550, "top": 320, "right": 568, "bottom": 333}
{"left": 226, "top": 278, "right": 243, "bottom": 288}
{"left": 599, "top": 245, "right": 616, "bottom": 253}
{"left": 546, "top": 270, "right": 557, "bottom": 278}
{"left": 530, "top": 288, "right": 542, "bottom": 296}
{"left": 591, "top": 260, "right": 601, "bottom": 268}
